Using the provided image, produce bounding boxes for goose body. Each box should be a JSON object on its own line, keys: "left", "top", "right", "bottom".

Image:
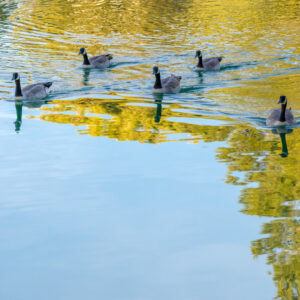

{"left": 266, "top": 96, "right": 296, "bottom": 126}
{"left": 79, "top": 47, "right": 113, "bottom": 68}
{"left": 152, "top": 66, "right": 181, "bottom": 93}
{"left": 195, "top": 50, "right": 223, "bottom": 71}
{"left": 12, "top": 73, "right": 52, "bottom": 100}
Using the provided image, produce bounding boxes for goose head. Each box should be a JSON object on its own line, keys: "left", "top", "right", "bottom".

{"left": 152, "top": 66, "right": 160, "bottom": 75}
{"left": 78, "top": 47, "right": 87, "bottom": 55}
{"left": 195, "top": 50, "right": 202, "bottom": 58}
{"left": 278, "top": 95, "right": 287, "bottom": 104}
{"left": 12, "top": 72, "right": 20, "bottom": 81}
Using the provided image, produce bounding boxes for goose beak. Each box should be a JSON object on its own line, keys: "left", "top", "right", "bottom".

{"left": 278, "top": 96, "right": 286, "bottom": 104}
{"left": 78, "top": 51, "right": 82, "bottom": 55}
{"left": 195, "top": 51, "right": 201, "bottom": 58}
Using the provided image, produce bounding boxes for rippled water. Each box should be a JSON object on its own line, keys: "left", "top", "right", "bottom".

{"left": 0, "top": 0, "right": 300, "bottom": 299}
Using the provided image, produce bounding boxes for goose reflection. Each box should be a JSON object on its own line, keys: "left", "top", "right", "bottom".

{"left": 271, "top": 127, "right": 293, "bottom": 158}
{"left": 82, "top": 68, "right": 91, "bottom": 85}
{"left": 14, "top": 100, "right": 22, "bottom": 133}
{"left": 14, "top": 99, "right": 49, "bottom": 133}
{"left": 153, "top": 93, "right": 164, "bottom": 123}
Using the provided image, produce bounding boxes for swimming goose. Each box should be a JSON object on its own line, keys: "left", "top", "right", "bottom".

{"left": 152, "top": 66, "right": 181, "bottom": 93}
{"left": 78, "top": 47, "right": 113, "bottom": 68}
{"left": 195, "top": 50, "right": 223, "bottom": 71}
{"left": 266, "top": 96, "right": 296, "bottom": 126}
{"left": 12, "top": 73, "right": 52, "bottom": 100}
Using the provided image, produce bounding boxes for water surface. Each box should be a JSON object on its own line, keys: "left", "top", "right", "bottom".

{"left": 0, "top": 0, "right": 300, "bottom": 299}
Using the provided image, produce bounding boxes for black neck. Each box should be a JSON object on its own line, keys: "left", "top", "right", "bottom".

{"left": 15, "top": 79, "right": 22, "bottom": 97}
{"left": 197, "top": 56, "right": 203, "bottom": 68}
{"left": 154, "top": 73, "right": 162, "bottom": 89}
{"left": 279, "top": 103, "right": 287, "bottom": 122}
{"left": 83, "top": 54, "right": 90, "bottom": 65}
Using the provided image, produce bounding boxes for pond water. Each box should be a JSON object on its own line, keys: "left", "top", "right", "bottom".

{"left": 0, "top": 0, "right": 300, "bottom": 299}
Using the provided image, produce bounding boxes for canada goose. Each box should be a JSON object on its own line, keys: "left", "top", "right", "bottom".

{"left": 266, "top": 96, "right": 296, "bottom": 126}
{"left": 195, "top": 50, "right": 223, "bottom": 71}
{"left": 12, "top": 73, "right": 52, "bottom": 100}
{"left": 152, "top": 66, "right": 181, "bottom": 93}
{"left": 78, "top": 47, "right": 113, "bottom": 68}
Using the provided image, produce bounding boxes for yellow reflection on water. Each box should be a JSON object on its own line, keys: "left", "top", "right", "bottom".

{"left": 216, "top": 125, "right": 300, "bottom": 299}
{"left": 252, "top": 218, "right": 300, "bottom": 299}
{"left": 9, "top": 0, "right": 300, "bottom": 57}
{"left": 35, "top": 95, "right": 235, "bottom": 143}
{"left": 217, "top": 127, "right": 300, "bottom": 218}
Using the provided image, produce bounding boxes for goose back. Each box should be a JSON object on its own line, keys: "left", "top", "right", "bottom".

{"left": 86, "top": 54, "right": 112, "bottom": 68}
{"left": 195, "top": 50, "right": 223, "bottom": 71}
{"left": 161, "top": 75, "right": 181, "bottom": 93}
{"left": 153, "top": 74, "right": 181, "bottom": 93}
{"left": 266, "top": 108, "right": 296, "bottom": 126}
{"left": 202, "top": 57, "right": 223, "bottom": 70}
{"left": 22, "top": 82, "right": 52, "bottom": 100}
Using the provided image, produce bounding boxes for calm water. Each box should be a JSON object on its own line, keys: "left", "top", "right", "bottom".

{"left": 0, "top": 0, "right": 300, "bottom": 299}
